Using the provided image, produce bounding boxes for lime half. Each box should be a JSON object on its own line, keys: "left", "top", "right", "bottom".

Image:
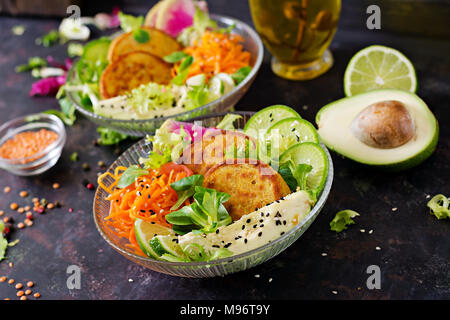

{"left": 344, "top": 45, "right": 417, "bottom": 96}
{"left": 280, "top": 142, "right": 328, "bottom": 193}
{"left": 266, "top": 117, "right": 319, "bottom": 155}
{"left": 134, "top": 219, "right": 174, "bottom": 259}
{"left": 149, "top": 235, "right": 185, "bottom": 259}
{"left": 244, "top": 105, "right": 301, "bottom": 138}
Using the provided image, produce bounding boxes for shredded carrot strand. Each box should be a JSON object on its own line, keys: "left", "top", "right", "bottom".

{"left": 99, "top": 163, "right": 192, "bottom": 256}
{"left": 172, "top": 31, "right": 251, "bottom": 83}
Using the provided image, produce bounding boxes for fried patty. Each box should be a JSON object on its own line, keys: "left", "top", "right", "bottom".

{"left": 107, "top": 26, "right": 182, "bottom": 62}
{"left": 100, "top": 51, "right": 172, "bottom": 99}
{"left": 203, "top": 160, "right": 291, "bottom": 221}
{"left": 181, "top": 130, "right": 258, "bottom": 176}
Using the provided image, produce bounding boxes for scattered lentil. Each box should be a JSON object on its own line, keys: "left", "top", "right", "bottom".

{"left": 24, "top": 206, "right": 31, "bottom": 211}
{"left": 4, "top": 186, "right": 11, "bottom": 193}
{"left": 27, "top": 281, "right": 34, "bottom": 288}
{"left": 34, "top": 293, "right": 40, "bottom": 298}
{"left": 10, "top": 203, "right": 18, "bottom": 210}
{"left": 17, "top": 207, "right": 24, "bottom": 214}
{"left": 0, "top": 276, "right": 6, "bottom": 282}
{"left": 15, "top": 283, "right": 23, "bottom": 290}
{"left": 24, "top": 219, "right": 33, "bottom": 227}
{"left": 52, "top": 183, "right": 60, "bottom": 189}
{"left": 25, "top": 289, "right": 32, "bottom": 295}
{"left": 47, "top": 203, "right": 55, "bottom": 209}
{"left": 17, "top": 222, "right": 25, "bottom": 229}
{"left": 8, "top": 279, "right": 14, "bottom": 284}
{"left": 0, "top": 210, "right": 4, "bottom": 216}
{"left": 20, "top": 296, "right": 27, "bottom": 300}
{"left": 17, "top": 291, "right": 24, "bottom": 297}
{"left": 19, "top": 191, "right": 28, "bottom": 198}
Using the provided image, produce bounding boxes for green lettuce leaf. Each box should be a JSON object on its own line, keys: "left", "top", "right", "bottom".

{"left": 427, "top": 194, "right": 450, "bottom": 220}
{"left": 216, "top": 113, "right": 242, "bottom": 130}
{"left": 330, "top": 210, "right": 360, "bottom": 232}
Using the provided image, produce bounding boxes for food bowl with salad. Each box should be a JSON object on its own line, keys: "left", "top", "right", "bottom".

{"left": 65, "top": 0, "right": 263, "bottom": 136}
{"left": 94, "top": 105, "right": 333, "bottom": 277}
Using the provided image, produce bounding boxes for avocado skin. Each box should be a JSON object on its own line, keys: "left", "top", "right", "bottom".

{"left": 315, "top": 90, "right": 439, "bottom": 172}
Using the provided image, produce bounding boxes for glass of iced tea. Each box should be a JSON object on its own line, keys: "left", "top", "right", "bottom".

{"left": 249, "top": 0, "right": 341, "bottom": 80}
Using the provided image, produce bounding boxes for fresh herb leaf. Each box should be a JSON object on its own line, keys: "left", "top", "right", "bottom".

{"left": 96, "top": 127, "right": 129, "bottom": 146}
{"left": 0, "top": 221, "right": 7, "bottom": 262}
{"left": 278, "top": 164, "right": 298, "bottom": 192}
{"left": 291, "top": 163, "right": 312, "bottom": 190}
{"left": 36, "top": 30, "right": 60, "bottom": 47}
{"left": 185, "top": 84, "right": 210, "bottom": 109}
{"left": 117, "top": 165, "right": 149, "bottom": 189}
{"left": 43, "top": 97, "right": 77, "bottom": 126}
{"left": 15, "top": 57, "right": 47, "bottom": 73}
{"left": 166, "top": 186, "right": 231, "bottom": 234}
{"left": 427, "top": 194, "right": 450, "bottom": 220}
{"left": 133, "top": 28, "right": 150, "bottom": 43}
{"left": 69, "top": 152, "right": 79, "bottom": 162}
{"left": 118, "top": 11, "right": 144, "bottom": 32}
{"left": 219, "top": 22, "right": 236, "bottom": 34}
{"left": 216, "top": 113, "right": 242, "bottom": 130}
{"left": 171, "top": 55, "right": 194, "bottom": 85}
{"left": 231, "top": 66, "right": 252, "bottom": 85}
{"left": 163, "top": 51, "right": 189, "bottom": 63}
{"left": 330, "top": 210, "right": 360, "bottom": 232}
{"left": 170, "top": 175, "right": 204, "bottom": 210}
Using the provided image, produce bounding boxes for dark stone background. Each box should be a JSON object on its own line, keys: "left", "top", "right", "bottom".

{"left": 0, "top": 0, "right": 449, "bottom": 299}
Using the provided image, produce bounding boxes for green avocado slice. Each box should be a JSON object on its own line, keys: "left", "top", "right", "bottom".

{"left": 315, "top": 89, "right": 439, "bottom": 171}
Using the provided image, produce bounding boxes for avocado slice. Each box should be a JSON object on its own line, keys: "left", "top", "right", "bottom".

{"left": 315, "top": 89, "right": 439, "bottom": 171}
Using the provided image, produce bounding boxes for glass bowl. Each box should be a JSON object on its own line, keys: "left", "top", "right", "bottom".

{"left": 67, "top": 15, "right": 264, "bottom": 137}
{"left": 0, "top": 113, "right": 66, "bottom": 176}
{"left": 93, "top": 112, "right": 334, "bottom": 277}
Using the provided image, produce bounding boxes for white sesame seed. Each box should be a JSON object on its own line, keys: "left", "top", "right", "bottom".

{"left": 128, "top": 278, "right": 134, "bottom": 282}
{"left": 375, "top": 246, "right": 381, "bottom": 251}
{"left": 392, "top": 207, "right": 398, "bottom": 212}
{"left": 332, "top": 290, "right": 338, "bottom": 295}
{"left": 426, "top": 195, "right": 431, "bottom": 199}
{"left": 369, "top": 230, "right": 373, "bottom": 234}
{"left": 254, "top": 274, "right": 260, "bottom": 278}
{"left": 321, "top": 253, "right": 327, "bottom": 256}
{"left": 360, "top": 229, "right": 365, "bottom": 233}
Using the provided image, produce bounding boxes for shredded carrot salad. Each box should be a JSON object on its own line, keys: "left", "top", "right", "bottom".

{"left": 98, "top": 162, "right": 193, "bottom": 255}
{"left": 173, "top": 31, "right": 251, "bottom": 82}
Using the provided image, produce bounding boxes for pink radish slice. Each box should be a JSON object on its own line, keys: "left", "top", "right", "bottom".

{"left": 155, "top": 0, "right": 197, "bottom": 37}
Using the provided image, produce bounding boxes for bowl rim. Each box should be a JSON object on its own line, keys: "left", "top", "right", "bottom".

{"left": 67, "top": 14, "right": 264, "bottom": 126}
{"left": 0, "top": 113, "right": 66, "bottom": 167}
{"left": 93, "top": 111, "right": 334, "bottom": 267}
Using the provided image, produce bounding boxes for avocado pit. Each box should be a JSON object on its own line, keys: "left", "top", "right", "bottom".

{"left": 350, "top": 100, "right": 415, "bottom": 149}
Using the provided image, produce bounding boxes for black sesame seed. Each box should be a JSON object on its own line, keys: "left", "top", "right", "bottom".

{"left": 242, "top": 225, "right": 245, "bottom": 230}
{"left": 260, "top": 212, "right": 264, "bottom": 217}
{"left": 280, "top": 232, "right": 285, "bottom": 236}
{"left": 246, "top": 219, "right": 251, "bottom": 223}
{"left": 283, "top": 220, "right": 287, "bottom": 225}
{"left": 266, "top": 213, "right": 270, "bottom": 217}
{"left": 215, "top": 229, "right": 220, "bottom": 234}
{"left": 260, "top": 224, "right": 264, "bottom": 228}
{"left": 259, "top": 219, "right": 264, "bottom": 223}
{"left": 253, "top": 224, "right": 257, "bottom": 229}
{"left": 140, "top": 209, "right": 146, "bottom": 213}
{"left": 258, "top": 232, "right": 262, "bottom": 237}
{"left": 244, "top": 239, "right": 248, "bottom": 244}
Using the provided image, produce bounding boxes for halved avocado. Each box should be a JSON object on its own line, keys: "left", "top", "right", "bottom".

{"left": 315, "top": 89, "right": 439, "bottom": 171}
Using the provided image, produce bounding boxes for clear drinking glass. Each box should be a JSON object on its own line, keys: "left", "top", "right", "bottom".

{"left": 249, "top": 0, "right": 341, "bottom": 80}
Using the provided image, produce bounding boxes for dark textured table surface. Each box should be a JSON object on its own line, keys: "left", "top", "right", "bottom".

{"left": 0, "top": 0, "right": 449, "bottom": 300}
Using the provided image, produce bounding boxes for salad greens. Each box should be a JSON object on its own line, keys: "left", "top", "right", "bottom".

{"left": 427, "top": 194, "right": 449, "bottom": 220}
{"left": 170, "top": 175, "right": 204, "bottom": 210}
{"left": 0, "top": 221, "right": 7, "bottom": 261}
{"left": 231, "top": 66, "right": 252, "bottom": 85}
{"left": 96, "top": 127, "right": 129, "bottom": 146}
{"left": 163, "top": 51, "right": 190, "bottom": 63}
{"left": 330, "top": 210, "right": 360, "bottom": 232}
{"left": 36, "top": 30, "right": 60, "bottom": 47}
{"left": 43, "top": 97, "right": 77, "bottom": 126}
{"left": 216, "top": 113, "right": 242, "bottom": 130}
{"left": 15, "top": 57, "right": 47, "bottom": 73}
{"left": 171, "top": 55, "right": 194, "bottom": 86}
{"left": 117, "top": 165, "right": 149, "bottom": 189}
{"left": 165, "top": 186, "right": 232, "bottom": 235}
{"left": 118, "top": 11, "right": 144, "bottom": 32}
{"left": 177, "top": 6, "right": 217, "bottom": 47}
{"left": 181, "top": 243, "right": 232, "bottom": 262}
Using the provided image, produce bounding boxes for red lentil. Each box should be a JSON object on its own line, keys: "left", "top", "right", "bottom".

{"left": 20, "top": 295, "right": 27, "bottom": 300}
{"left": 47, "top": 203, "right": 55, "bottom": 209}
{"left": 0, "top": 129, "right": 58, "bottom": 161}
{"left": 27, "top": 281, "right": 34, "bottom": 287}
{"left": 3, "top": 186, "right": 11, "bottom": 193}
{"left": 52, "top": 183, "right": 60, "bottom": 189}
{"left": 0, "top": 276, "right": 6, "bottom": 282}
{"left": 8, "top": 279, "right": 14, "bottom": 284}
{"left": 15, "top": 283, "right": 23, "bottom": 290}
{"left": 25, "top": 289, "right": 32, "bottom": 295}
{"left": 17, "top": 207, "right": 24, "bottom": 214}
{"left": 10, "top": 203, "right": 18, "bottom": 210}
{"left": 17, "top": 222, "right": 25, "bottom": 229}
{"left": 33, "top": 292, "right": 40, "bottom": 298}
{"left": 19, "top": 191, "right": 28, "bottom": 198}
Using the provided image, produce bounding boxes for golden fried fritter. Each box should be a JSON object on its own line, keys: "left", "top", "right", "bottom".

{"left": 180, "top": 130, "right": 257, "bottom": 176}
{"left": 107, "top": 26, "right": 182, "bottom": 62}
{"left": 203, "top": 160, "right": 291, "bottom": 221}
{"left": 100, "top": 51, "right": 172, "bottom": 99}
